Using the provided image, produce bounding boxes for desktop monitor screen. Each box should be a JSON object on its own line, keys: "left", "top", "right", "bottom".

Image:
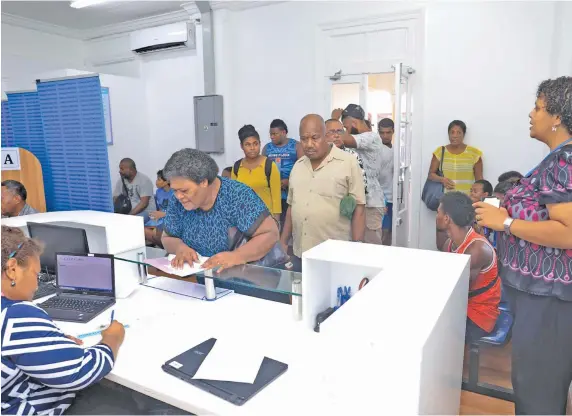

{"left": 56, "top": 254, "right": 114, "bottom": 295}
{"left": 27, "top": 222, "right": 90, "bottom": 274}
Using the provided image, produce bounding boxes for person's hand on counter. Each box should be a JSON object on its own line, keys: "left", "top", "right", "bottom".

{"left": 171, "top": 245, "right": 199, "bottom": 269}
{"left": 202, "top": 251, "right": 245, "bottom": 273}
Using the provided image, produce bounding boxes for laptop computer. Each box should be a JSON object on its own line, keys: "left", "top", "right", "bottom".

{"left": 27, "top": 222, "right": 90, "bottom": 300}
{"left": 162, "top": 338, "right": 288, "bottom": 406}
{"left": 38, "top": 253, "right": 116, "bottom": 323}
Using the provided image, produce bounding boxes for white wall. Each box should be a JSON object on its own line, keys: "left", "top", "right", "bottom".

{"left": 417, "top": 1, "right": 556, "bottom": 249}
{"left": 1, "top": 23, "right": 85, "bottom": 86}
{"left": 99, "top": 72, "right": 152, "bottom": 186}
{"left": 141, "top": 49, "right": 205, "bottom": 174}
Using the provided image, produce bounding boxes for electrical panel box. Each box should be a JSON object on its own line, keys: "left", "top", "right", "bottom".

{"left": 194, "top": 95, "right": 224, "bottom": 153}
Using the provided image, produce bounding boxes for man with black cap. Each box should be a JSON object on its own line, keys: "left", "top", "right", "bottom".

{"left": 331, "top": 104, "right": 391, "bottom": 245}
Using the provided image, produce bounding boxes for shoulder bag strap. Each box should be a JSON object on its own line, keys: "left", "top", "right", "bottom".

{"left": 233, "top": 160, "right": 242, "bottom": 178}
{"left": 264, "top": 157, "right": 272, "bottom": 188}
{"left": 468, "top": 274, "right": 499, "bottom": 298}
{"left": 121, "top": 177, "right": 129, "bottom": 196}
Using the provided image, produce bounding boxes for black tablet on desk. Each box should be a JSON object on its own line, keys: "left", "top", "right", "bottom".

{"left": 162, "top": 338, "right": 288, "bottom": 406}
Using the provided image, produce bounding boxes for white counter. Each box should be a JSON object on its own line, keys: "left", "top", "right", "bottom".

{"left": 14, "top": 211, "right": 471, "bottom": 414}
{"left": 56, "top": 238, "right": 470, "bottom": 415}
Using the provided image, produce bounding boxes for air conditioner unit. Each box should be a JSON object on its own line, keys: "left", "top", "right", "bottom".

{"left": 130, "top": 22, "right": 196, "bottom": 54}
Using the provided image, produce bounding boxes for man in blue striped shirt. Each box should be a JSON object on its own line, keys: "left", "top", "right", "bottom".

{"left": 1, "top": 226, "right": 125, "bottom": 415}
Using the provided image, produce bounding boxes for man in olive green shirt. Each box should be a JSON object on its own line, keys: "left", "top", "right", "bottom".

{"left": 280, "top": 114, "right": 366, "bottom": 267}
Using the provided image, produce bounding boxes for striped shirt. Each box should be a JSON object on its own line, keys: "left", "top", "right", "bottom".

{"left": 1, "top": 297, "right": 114, "bottom": 415}
{"left": 433, "top": 145, "right": 482, "bottom": 195}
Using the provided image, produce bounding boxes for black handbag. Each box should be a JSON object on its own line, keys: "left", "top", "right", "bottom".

{"left": 228, "top": 216, "right": 289, "bottom": 268}
{"left": 114, "top": 178, "right": 132, "bottom": 214}
{"left": 422, "top": 146, "right": 445, "bottom": 211}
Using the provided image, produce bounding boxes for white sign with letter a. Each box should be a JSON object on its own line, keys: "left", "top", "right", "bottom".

{"left": 1, "top": 147, "right": 21, "bottom": 171}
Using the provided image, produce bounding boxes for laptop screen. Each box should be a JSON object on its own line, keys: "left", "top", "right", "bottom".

{"left": 56, "top": 254, "right": 114, "bottom": 295}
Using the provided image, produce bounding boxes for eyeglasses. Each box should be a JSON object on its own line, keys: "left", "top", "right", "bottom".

{"left": 326, "top": 129, "right": 345, "bottom": 136}
{"left": 8, "top": 243, "right": 23, "bottom": 259}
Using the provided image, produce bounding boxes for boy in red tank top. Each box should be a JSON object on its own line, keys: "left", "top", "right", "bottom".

{"left": 436, "top": 192, "right": 501, "bottom": 342}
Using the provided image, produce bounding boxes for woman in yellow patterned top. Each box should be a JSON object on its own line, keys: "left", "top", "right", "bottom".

{"left": 428, "top": 120, "right": 483, "bottom": 195}
{"left": 232, "top": 125, "right": 282, "bottom": 220}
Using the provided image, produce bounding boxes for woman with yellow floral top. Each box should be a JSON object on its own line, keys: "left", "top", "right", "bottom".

{"left": 428, "top": 120, "right": 483, "bottom": 195}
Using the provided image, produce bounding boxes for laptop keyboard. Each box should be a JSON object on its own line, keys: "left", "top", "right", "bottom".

{"left": 40, "top": 297, "right": 110, "bottom": 314}
{"left": 33, "top": 283, "right": 57, "bottom": 300}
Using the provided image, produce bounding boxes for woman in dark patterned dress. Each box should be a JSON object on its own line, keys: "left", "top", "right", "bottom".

{"left": 474, "top": 76, "right": 572, "bottom": 415}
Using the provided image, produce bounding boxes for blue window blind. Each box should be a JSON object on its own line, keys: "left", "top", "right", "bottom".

{"left": 5, "top": 92, "right": 55, "bottom": 210}
{"left": 37, "top": 76, "right": 112, "bottom": 212}
{"left": 1, "top": 101, "right": 15, "bottom": 147}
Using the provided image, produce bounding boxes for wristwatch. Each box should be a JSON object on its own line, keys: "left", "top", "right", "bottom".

{"left": 503, "top": 218, "right": 515, "bottom": 235}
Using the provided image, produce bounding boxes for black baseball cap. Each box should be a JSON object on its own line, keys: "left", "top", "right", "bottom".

{"left": 341, "top": 104, "right": 365, "bottom": 121}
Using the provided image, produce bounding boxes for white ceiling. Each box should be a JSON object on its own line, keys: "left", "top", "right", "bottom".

{"left": 1, "top": 1, "right": 188, "bottom": 30}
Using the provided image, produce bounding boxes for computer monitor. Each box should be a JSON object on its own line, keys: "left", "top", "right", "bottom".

{"left": 55, "top": 253, "right": 115, "bottom": 295}
{"left": 27, "top": 222, "right": 90, "bottom": 274}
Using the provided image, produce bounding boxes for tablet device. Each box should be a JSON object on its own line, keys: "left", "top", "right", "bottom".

{"left": 162, "top": 338, "right": 288, "bottom": 406}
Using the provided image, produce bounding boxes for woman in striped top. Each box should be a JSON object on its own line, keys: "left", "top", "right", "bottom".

{"left": 1, "top": 226, "right": 125, "bottom": 415}
{"left": 428, "top": 120, "right": 484, "bottom": 195}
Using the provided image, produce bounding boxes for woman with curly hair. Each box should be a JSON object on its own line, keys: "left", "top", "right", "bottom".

{"left": 474, "top": 76, "right": 572, "bottom": 415}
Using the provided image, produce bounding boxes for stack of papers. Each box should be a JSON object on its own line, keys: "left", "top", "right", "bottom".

{"left": 145, "top": 254, "right": 210, "bottom": 277}
{"left": 192, "top": 338, "right": 265, "bottom": 384}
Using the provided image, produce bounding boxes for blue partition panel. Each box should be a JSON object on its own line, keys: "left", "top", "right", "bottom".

{"left": 5, "top": 92, "right": 55, "bottom": 210}
{"left": 1, "top": 101, "right": 16, "bottom": 147}
{"left": 37, "top": 76, "right": 113, "bottom": 212}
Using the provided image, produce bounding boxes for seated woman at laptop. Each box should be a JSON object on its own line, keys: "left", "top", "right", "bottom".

{"left": 0, "top": 226, "right": 125, "bottom": 415}
{"left": 162, "top": 148, "right": 283, "bottom": 272}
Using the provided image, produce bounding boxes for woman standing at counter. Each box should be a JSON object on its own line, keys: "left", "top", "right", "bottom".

{"left": 162, "top": 148, "right": 279, "bottom": 272}
{"left": 474, "top": 76, "right": 572, "bottom": 415}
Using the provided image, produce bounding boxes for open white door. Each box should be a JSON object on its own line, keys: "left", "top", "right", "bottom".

{"left": 326, "top": 74, "right": 367, "bottom": 116}
{"left": 392, "top": 63, "right": 415, "bottom": 247}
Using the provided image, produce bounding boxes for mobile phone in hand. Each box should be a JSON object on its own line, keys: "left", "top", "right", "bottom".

{"left": 483, "top": 197, "right": 501, "bottom": 208}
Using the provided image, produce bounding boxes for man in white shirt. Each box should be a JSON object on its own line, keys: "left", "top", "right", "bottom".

{"left": 331, "top": 104, "right": 392, "bottom": 245}
{"left": 378, "top": 118, "right": 395, "bottom": 245}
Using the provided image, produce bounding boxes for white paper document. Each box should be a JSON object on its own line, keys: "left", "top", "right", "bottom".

{"left": 145, "top": 254, "right": 210, "bottom": 277}
{"left": 192, "top": 338, "right": 265, "bottom": 384}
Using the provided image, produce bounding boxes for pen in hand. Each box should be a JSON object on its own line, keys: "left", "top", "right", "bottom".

{"left": 110, "top": 310, "right": 115, "bottom": 325}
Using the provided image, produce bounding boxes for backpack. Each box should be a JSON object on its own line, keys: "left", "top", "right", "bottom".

{"left": 233, "top": 157, "right": 273, "bottom": 187}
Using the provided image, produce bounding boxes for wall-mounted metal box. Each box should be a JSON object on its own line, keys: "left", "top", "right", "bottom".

{"left": 194, "top": 95, "right": 224, "bottom": 153}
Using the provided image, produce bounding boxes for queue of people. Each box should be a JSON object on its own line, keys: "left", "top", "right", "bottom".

{"left": 2, "top": 76, "right": 570, "bottom": 415}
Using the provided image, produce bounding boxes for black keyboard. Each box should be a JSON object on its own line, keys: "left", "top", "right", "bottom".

{"left": 38, "top": 272, "right": 56, "bottom": 284}
{"left": 33, "top": 283, "right": 57, "bottom": 300}
{"left": 40, "top": 297, "right": 110, "bottom": 314}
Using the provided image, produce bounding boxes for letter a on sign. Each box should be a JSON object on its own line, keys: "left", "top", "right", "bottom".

{"left": 1, "top": 148, "right": 21, "bottom": 171}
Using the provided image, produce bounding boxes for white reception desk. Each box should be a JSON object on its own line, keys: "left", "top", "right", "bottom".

{"left": 5, "top": 211, "right": 471, "bottom": 414}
